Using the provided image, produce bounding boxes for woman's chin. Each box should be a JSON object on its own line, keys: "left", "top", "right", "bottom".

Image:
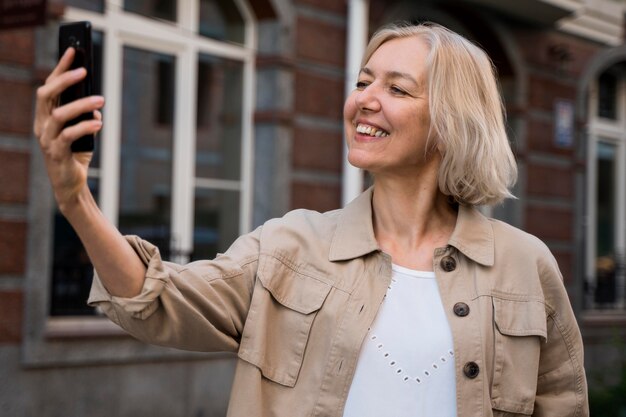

{"left": 347, "top": 153, "right": 374, "bottom": 171}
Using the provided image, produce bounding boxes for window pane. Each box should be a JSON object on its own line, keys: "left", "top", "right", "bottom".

{"left": 119, "top": 47, "right": 175, "bottom": 259}
{"left": 199, "top": 0, "right": 245, "bottom": 44}
{"left": 191, "top": 189, "right": 240, "bottom": 261}
{"left": 50, "top": 178, "right": 100, "bottom": 316}
{"left": 594, "top": 142, "right": 617, "bottom": 306}
{"left": 125, "top": 0, "right": 177, "bottom": 22}
{"left": 91, "top": 30, "right": 104, "bottom": 169}
{"left": 50, "top": 30, "right": 104, "bottom": 316}
{"left": 598, "top": 71, "right": 617, "bottom": 120}
{"left": 64, "top": 0, "right": 104, "bottom": 13}
{"left": 196, "top": 54, "right": 243, "bottom": 180}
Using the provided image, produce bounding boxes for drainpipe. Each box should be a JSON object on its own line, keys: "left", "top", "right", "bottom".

{"left": 342, "top": 0, "right": 369, "bottom": 206}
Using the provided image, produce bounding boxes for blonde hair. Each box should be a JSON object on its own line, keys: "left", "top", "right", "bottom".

{"left": 363, "top": 22, "right": 517, "bottom": 206}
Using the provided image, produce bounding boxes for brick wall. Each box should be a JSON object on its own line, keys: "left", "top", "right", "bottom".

{"left": 289, "top": 0, "right": 346, "bottom": 211}
{"left": 514, "top": 28, "right": 602, "bottom": 287}
{"left": 0, "top": 27, "right": 37, "bottom": 346}
{"left": 0, "top": 290, "right": 23, "bottom": 343}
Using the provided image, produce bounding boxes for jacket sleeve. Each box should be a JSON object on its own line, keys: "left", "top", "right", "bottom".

{"left": 533, "top": 253, "right": 589, "bottom": 417}
{"left": 87, "top": 227, "right": 262, "bottom": 353}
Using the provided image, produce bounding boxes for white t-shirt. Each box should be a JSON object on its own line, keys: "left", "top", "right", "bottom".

{"left": 343, "top": 264, "right": 457, "bottom": 417}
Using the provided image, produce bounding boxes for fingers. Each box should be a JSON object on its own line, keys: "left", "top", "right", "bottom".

{"left": 36, "top": 67, "right": 86, "bottom": 109}
{"left": 37, "top": 48, "right": 85, "bottom": 108}
{"left": 58, "top": 119, "right": 103, "bottom": 148}
{"left": 35, "top": 69, "right": 87, "bottom": 137}
{"left": 49, "top": 95, "right": 105, "bottom": 131}
{"left": 93, "top": 109, "right": 102, "bottom": 121}
{"left": 44, "top": 119, "right": 102, "bottom": 161}
{"left": 49, "top": 47, "right": 76, "bottom": 80}
{"left": 39, "top": 95, "right": 104, "bottom": 153}
{"left": 34, "top": 48, "right": 87, "bottom": 137}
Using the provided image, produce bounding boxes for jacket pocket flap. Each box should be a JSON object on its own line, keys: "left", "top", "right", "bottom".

{"left": 258, "top": 257, "right": 332, "bottom": 315}
{"left": 493, "top": 297, "right": 547, "bottom": 340}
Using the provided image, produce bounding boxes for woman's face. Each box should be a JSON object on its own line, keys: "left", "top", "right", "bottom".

{"left": 344, "top": 36, "right": 436, "bottom": 177}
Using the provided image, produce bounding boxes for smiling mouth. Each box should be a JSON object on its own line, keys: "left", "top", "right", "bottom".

{"left": 356, "top": 123, "right": 389, "bottom": 137}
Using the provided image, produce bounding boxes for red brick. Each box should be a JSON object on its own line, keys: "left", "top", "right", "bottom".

{"left": 296, "top": 16, "right": 346, "bottom": 67}
{"left": 291, "top": 181, "right": 341, "bottom": 212}
{"left": 525, "top": 206, "right": 572, "bottom": 241}
{"left": 0, "top": 28, "right": 34, "bottom": 66}
{"left": 526, "top": 162, "right": 574, "bottom": 199}
{"left": 292, "top": 127, "right": 343, "bottom": 173}
{"left": 0, "top": 220, "right": 27, "bottom": 275}
{"left": 295, "top": 0, "right": 346, "bottom": 14}
{"left": 512, "top": 28, "right": 601, "bottom": 77}
{"left": 0, "top": 291, "right": 23, "bottom": 344}
{"left": 528, "top": 75, "right": 576, "bottom": 113}
{"left": 526, "top": 118, "right": 574, "bottom": 155}
{"left": 295, "top": 71, "right": 344, "bottom": 119}
{"left": 551, "top": 249, "right": 573, "bottom": 284}
{"left": 0, "top": 79, "right": 34, "bottom": 134}
{"left": 0, "top": 150, "right": 29, "bottom": 204}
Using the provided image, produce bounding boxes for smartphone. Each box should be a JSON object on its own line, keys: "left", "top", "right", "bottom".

{"left": 58, "top": 21, "right": 95, "bottom": 152}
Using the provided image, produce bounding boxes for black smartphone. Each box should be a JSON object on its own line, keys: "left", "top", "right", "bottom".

{"left": 58, "top": 21, "right": 95, "bottom": 152}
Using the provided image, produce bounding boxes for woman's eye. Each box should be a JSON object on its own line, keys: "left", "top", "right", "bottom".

{"left": 356, "top": 81, "right": 369, "bottom": 89}
{"left": 390, "top": 86, "right": 407, "bottom": 95}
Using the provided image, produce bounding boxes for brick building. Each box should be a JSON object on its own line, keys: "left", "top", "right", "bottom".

{"left": 1, "top": 0, "right": 626, "bottom": 414}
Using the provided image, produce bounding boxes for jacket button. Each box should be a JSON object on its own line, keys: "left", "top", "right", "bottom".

{"left": 463, "top": 361, "right": 480, "bottom": 379}
{"left": 440, "top": 256, "right": 456, "bottom": 272}
{"left": 453, "top": 302, "right": 470, "bottom": 317}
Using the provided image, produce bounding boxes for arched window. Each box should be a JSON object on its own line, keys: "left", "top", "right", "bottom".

{"left": 586, "top": 63, "right": 626, "bottom": 310}
{"left": 48, "top": 0, "right": 256, "bottom": 316}
{"left": 25, "top": 0, "right": 259, "bottom": 365}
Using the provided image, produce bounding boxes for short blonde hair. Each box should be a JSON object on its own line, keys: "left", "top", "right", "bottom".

{"left": 363, "top": 22, "right": 517, "bottom": 206}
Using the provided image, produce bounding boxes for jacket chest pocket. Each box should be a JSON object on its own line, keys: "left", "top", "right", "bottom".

{"left": 238, "top": 256, "right": 332, "bottom": 387}
{"left": 491, "top": 297, "right": 547, "bottom": 416}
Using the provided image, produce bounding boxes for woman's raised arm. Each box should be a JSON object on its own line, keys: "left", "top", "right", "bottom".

{"left": 34, "top": 47, "right": 146, "bottom": 298}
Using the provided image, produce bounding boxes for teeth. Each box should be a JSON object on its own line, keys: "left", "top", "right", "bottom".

{"left": 356, "top": 123, "right": 389, "bottom": 137}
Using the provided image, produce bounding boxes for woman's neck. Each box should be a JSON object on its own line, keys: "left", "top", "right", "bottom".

{"left": 371, "top": 173, "right": 458, "bottom": 270}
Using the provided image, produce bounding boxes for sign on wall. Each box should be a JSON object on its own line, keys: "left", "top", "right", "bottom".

{"left": 0, "top": 0, "right": 47, "bottom": 30}
{"left": 554, "top": 99, "right": 574, "bottom": 148}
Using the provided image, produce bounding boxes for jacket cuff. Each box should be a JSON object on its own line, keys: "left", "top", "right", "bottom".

{"left": 87, "top": 235, "right": 169, "bottom": 320}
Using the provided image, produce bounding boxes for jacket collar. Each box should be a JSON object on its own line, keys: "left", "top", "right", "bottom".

{"left": 328, "top": 187, "right": 494, "bottom": 266}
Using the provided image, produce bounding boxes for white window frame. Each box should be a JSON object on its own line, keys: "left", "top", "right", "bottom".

{"left": 23, "top": 0, "right": 257, "bottom": 366}
{"left": 64, "top": 0, "right": 256, "bottom": 264}
{"left": 586, "top": 73, "right": 626, "bottom": 310}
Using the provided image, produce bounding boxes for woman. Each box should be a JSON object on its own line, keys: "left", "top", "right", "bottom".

{"left": 34, "top": 22, "right": 588, "bottom": 417}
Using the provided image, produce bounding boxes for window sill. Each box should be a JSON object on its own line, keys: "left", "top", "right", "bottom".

{"left": 23, "top": 316, "right": 233, "bottom": 368}
{"left": 45, "top": 316, "right": 128, "bottom": 339}
{"left": 581, "top": 310, "right": 626, "bottom": 327}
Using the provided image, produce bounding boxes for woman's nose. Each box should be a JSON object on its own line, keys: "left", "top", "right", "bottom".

{"left": 355, "top": 85, "right": 381, "bottom": 112}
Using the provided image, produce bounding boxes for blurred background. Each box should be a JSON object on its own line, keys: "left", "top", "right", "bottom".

{"left": 1, "top": 0, "right": 626, "bottom": 415}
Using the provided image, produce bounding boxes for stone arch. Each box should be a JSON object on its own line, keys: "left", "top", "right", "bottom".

{"left": 373, "top": 1, "right": 525, "bottom": 108}
{"left": 576, "top": 45, "right": 626, "bottom": 122}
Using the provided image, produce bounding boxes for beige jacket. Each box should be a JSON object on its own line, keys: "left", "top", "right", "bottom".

{"left": 89, "top": 187, "right": 589, "bottom": 417}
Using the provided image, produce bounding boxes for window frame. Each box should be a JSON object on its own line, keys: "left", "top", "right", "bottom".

{"left": 23, "top": 0, "right": 257, "bottom": 366}
{"left": 585, "top": 71, "right": 626, "bottom": 311}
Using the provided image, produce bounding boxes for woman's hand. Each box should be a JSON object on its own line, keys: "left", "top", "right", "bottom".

{"left": 34, "top": 47, "right": 104, "bottom": 212}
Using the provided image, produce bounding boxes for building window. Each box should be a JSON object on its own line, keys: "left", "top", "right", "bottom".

{"left": 119, "top": 47, "right": 175, "bottom": 258}
{"left": 49, "top": 30, "right": 103, "bottom": 316}
{"left": 199, "top": 0, "right": 245, "bottom": 44}
{"left": 125, "top": 0, "right": 177, "bottom": 22}
{"left": 64, "top": 0, "right": 105, "bottom": 13}
{"left": 586, "top": 66, "right": 626, "bottom": 310}
{"left": 47, "top": 0, "right": 256, "bottom": 318}
{"left": 193, "top": 54, "right": 244, "bottom": 260}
